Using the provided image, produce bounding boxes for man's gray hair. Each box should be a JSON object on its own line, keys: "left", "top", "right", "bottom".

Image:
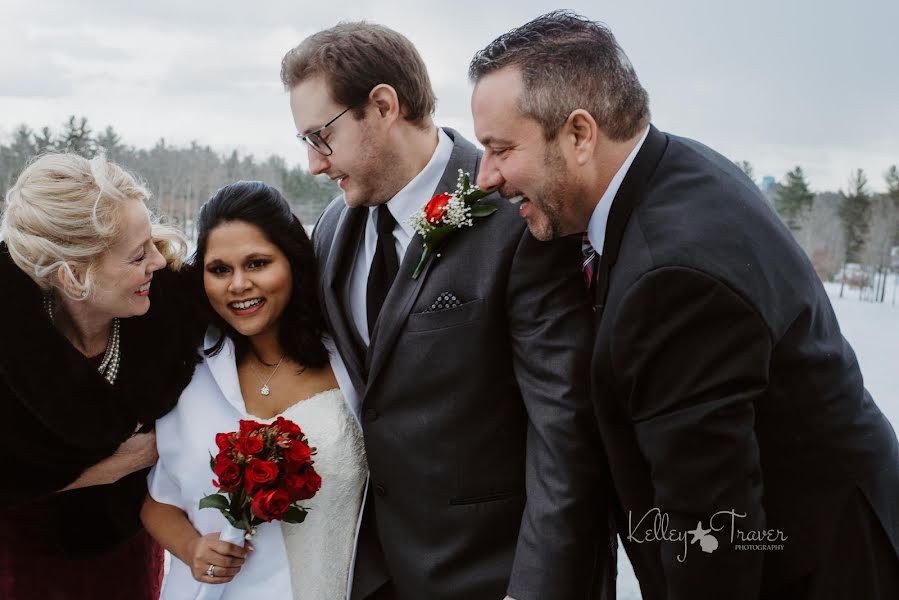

{"left": 469, "top": 10, "right": 650, "bottom": 141}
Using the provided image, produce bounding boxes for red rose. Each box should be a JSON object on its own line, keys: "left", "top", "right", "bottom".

{"left": 285, "top": 440, "right": 312, "bottom": 466}
{"left": 424, "top": 193, "right": 452, "bottom": 224}
{"left": 245, "top": 458, "right": 279, "bottom": 492}
{"left": 251, "top": 488, "right": 291, "bottom": 522}
{"left": 214, "top": 450, "right": 237, "bottom": 465}
{"left": 285, "top": 464, "right": 322, "bottom": 501}
{"left": 239, "top": 420, "right": 265, "bottom": 436}
{"left": 212, "top": 456, "right": 242, "bottom": 492}
{"left": 235, "top": 435, "right": 264, "bottom": 457}
{"left": 215, "top": 432, "right": 234, "bottom": 452}
{"left": 273, "top": 416, "right": 301, "bottom": 436}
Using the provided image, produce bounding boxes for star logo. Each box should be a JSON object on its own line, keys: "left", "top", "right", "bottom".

{"left": 687, "top": 521, "right": 719, "bottom": 554}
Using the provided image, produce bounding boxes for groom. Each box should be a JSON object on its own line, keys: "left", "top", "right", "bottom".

{"left": 470, "top": 10, "right": 899, "bottom": 600}
{"left": 281, "top": 22, "right": 612, "bottom": 600}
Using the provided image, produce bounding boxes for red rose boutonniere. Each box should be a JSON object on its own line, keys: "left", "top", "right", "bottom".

{"left": 407, "top": 169, "right": 497, "bottom": 279}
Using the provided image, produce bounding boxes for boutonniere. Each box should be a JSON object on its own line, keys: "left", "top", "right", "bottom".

{"left": 407, "top": 169, "right": 497, "bottom": 279}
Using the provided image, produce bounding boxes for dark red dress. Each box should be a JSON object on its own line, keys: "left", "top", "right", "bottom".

{"left": 0, "top": 491, "right": 163, "bottom": 599}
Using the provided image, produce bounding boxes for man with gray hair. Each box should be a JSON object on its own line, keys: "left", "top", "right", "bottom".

{"left": 470, "top": 9, "right": 899, "bottom": 600}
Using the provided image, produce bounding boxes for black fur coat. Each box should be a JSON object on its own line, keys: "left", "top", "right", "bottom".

{"left": 0, "top": 243, "right": 203, "bottom": 553}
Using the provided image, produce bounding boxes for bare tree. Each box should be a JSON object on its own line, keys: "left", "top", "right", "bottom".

{"left": 859, "top": 194, "right": 899, "bottom": 302}
{"left": 795, "top": 192, "right": 847, "bottom": 281}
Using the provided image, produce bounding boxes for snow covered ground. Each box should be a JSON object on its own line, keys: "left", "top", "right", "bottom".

{"left": 823, "top": 280, "right": 899, "bottom": 426}
{"left": 617, "top": 279, "right": 899, "bottom": 599}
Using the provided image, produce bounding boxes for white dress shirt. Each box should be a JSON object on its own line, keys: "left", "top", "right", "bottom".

{"left": 586, "top": 126, "right": 650, "bottom": 254}
{"left": 348, "top": 128, "right": 454, "bottom": 345}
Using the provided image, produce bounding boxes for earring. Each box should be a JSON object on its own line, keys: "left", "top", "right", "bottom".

{"left": 80, "top": 290, "right": 88, "bottom": 298}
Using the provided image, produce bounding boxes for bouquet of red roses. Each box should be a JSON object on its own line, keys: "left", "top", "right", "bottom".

{"left": 201, "top": 416, "right": 322, "bottom": 533}
{"left": 193, "top": 417, "right": 321, "bottom": 599}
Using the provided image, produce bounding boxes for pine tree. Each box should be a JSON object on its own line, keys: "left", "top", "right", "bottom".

{"left": 33, "top": 127, "right": 55, "bottom": 154}
{"left": 95, "top": 125, "right": 125, "bottom": 162}
{"left": 8, "top": 125, "right": 35, "bottom": 178}
{"left": 886, "top": 165, "right": 899, "bottom": 246}
{"left": 56, "top": 115, "right": 95, "bottom": 156}
{"left": 774, "top": 166, "right": 814, "bottom": 230}
{"left": 838, "top": 169, "right": 871, "bottom": 263}
{"left": 735, "top": 160, "right": 755, "bottom": 183}
{"left": 0, "top": 125, "right": 37, "bottom": 201}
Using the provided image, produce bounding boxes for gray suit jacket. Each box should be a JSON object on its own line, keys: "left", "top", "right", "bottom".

{"left": 312, "top": 129, "right": 611, "bottom": 600}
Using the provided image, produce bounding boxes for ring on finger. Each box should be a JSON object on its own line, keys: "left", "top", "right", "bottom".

{"left": 206, "top": 564, "right": 216, "bottom": 577}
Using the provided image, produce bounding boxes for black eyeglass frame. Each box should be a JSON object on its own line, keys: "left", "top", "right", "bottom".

{"left": 296, "top": 106, "right": 355, "bottom": 156}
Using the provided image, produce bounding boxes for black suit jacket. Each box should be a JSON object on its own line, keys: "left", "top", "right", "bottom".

{"left": 591, "top": 126, "right": 899, "bottom": 599}
{"left": 313, "top": 129, "right": 612, "bottom": 600}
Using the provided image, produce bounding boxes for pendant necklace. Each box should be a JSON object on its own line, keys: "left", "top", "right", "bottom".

{"left": 253, "top": 355, "right": 285, "bottom": 396}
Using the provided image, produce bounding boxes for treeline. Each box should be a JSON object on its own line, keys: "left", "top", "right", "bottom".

{"left": 2, "top": 117, "right": 896, "bottom": 302}
{"left": 738, "top": 161, "right": 898, "bottom": 303}
{"left": 0, "top": 116, "right": 338, "bottom": 237}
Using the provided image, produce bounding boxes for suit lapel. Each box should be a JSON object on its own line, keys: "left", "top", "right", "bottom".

{"left": 595, "top": 125, "right": 668, "bottom": 321}
{"left": 322, "top": 204, "right": 368, "bottom": 392}
{"left": 364, "top": 129, "right": 480, "bottom": 392}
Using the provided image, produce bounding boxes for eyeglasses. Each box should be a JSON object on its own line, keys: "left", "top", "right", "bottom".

{"left": 296, "top": 106, "right": 354, "bottom": 156}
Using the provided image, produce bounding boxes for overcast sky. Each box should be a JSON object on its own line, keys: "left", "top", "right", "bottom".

{"left": 1, "top": 0, "right": 897, "bottom": 192}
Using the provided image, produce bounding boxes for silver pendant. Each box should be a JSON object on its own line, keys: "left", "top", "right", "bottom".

{"left": 261, "top": 385, "right": 271, "bottom": 396}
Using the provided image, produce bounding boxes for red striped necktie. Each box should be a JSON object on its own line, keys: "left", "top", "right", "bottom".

{"left": 581, "top": 232, "right": 598, "bottom": 290}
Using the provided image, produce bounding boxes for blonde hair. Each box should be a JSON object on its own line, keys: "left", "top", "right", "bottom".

{"left": 0, "top": 153, "right": 188, "bottom": 299}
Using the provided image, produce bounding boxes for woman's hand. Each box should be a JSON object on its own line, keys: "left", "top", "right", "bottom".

{"left": 185, "top": 532, "right": 251, "bottom": 584}
{"left": 60, "top": 431, "right": 159, "bottom": 491}
{"left": 111, "top": 431, "right": 159, "bottom": 474}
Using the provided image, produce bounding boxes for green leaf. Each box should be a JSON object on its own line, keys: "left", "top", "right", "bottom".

{"left": 223, "top": 512, "right": 238, "bottom": 528}
{"left": 465, "top": 188, "right": 490, "bottom": 202}
{"left": 461, "top": 172, "right": 471, "bottom": 191}
{"left": 470, "top": 204, "right": 498, "bottom": 218}
{"left": 427, "top": 227, "right": 455, "bottom": 248}
{"left": 208, "top": 452, "right": 216, "bottom": 471}
{"left": 282, "top": 505, "right": 308, "bottom": 524}
{"left": 199, "top": 494, "right": 230, "bottom": 512}
{"left": 412, "top": 247, "right": 430, "bottom": 280}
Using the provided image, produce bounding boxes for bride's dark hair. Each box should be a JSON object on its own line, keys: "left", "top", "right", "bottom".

{"left": 191, "top": 180, "right": 328, "bottom": 369}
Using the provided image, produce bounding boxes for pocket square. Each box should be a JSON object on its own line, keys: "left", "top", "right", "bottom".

{"left": 425, "top": 291, "right": 463, "bottom": 312}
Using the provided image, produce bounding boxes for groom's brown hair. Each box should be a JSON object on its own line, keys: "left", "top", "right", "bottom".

{"left": 281, "top": 22, "right": 436, "bottom": 128}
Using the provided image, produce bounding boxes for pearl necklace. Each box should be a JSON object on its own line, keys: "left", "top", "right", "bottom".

{"left": 43, "top": 293, "right": 122, "bottom": 386}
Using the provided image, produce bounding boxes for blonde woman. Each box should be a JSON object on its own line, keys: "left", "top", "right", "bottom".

{"left": 0, "top": 153, "right": 202, "bottom": 599}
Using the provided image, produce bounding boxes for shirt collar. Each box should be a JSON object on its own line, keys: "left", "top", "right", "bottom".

{"left": 587, "top": 126, "right": 650, "bottom": 253}
{"left": 377, "top": 128, "right": 454, "bottom": 238}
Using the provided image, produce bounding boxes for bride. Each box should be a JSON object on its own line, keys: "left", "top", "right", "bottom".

{"left": 141, "top": 181, "right": 367, "bottom": 599}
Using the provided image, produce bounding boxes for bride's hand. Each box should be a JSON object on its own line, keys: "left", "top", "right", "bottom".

{"left": 186, "top": 532, "right": 251, "bottom": 584}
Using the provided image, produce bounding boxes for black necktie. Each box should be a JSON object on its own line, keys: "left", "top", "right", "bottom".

{"left": 366, "top": 204, "right": 399, "bottom": 336}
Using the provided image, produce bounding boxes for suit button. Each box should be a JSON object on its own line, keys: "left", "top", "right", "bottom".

{"left": 374, "top": 483, "right": 387, "bottom": 497}
{"left": 363, "top": 408, "right": 379, "bottom": 422}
